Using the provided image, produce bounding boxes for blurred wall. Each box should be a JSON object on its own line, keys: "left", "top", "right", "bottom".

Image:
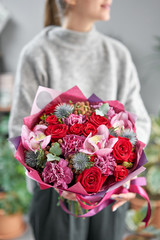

{"left": 0, "top": 0, "right": 160, "bottom": 115}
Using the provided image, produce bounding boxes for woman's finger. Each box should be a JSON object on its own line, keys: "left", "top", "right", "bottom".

{"left": 61, "top": 191, "right": 77, "bottom": 201}
{"left": 112, "top": 200, "right": 127, "bottom": 212}
{"left": 54, "top": 188, "right": 77, "bottom": 201}
{"left": 123, "top": 180, "right": 130, "bottom": 189}
{"left": 111, "top": 192, "right": 136, "bottom": 201}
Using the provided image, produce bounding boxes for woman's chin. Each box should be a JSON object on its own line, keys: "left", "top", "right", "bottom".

{"left": 99, "top": 14, "right": 111, "bottom": 22}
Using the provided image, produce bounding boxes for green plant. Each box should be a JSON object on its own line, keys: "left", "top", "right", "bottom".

{"left": 144, "top": 114, "right": 160, "bottom": 199}
{"left": 0, "top": 114, "right": 31, "bottom": 215}
{"left": 0, "top": 114, "right": 9, "bottom": 136}
{"left": 125, "top": 207, "right": 160, "bottom": 239}
{"left": 125, "top": 206, "right": 148, "bottom": 232}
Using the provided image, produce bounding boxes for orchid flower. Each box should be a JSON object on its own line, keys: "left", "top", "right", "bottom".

{"left": 110, "top": 111, "right": 137, "bottom": 134}
{"left": 80, "top": 125, "right": 118, "bottom": 156}
{"left": 21, "top": 124, "right": 51, "bottom": 151}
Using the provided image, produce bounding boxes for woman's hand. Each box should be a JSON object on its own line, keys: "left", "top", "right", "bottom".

{"left": 55, "top": 188, "right": 77, "bottom": 201}
{"left": 111, "top": 181, "right": 136, "bottom": 212}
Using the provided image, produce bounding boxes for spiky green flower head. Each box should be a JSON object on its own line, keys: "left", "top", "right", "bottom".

{"left": 25, "top": 149, "right": 46, "bottom": 169}
{"left": 120, "top": 129, "right": 137, "bottom": 146}
{"left": 72, "top": 153, "right": 91, "bottom": 171}
{"left": 25, "top": 151, "right": 38, "bottom": 168}
{"left": 54, "top": 103, "right": 74, "bottom": 119}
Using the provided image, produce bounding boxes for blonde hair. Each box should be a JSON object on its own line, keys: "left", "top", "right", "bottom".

{"left": 44, "top": 0, "right": 68, "bottom": 27}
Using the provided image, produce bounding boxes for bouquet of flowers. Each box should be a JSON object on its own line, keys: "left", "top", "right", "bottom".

{"left": 11, "top": 86, "right": 151, "bottom": 226}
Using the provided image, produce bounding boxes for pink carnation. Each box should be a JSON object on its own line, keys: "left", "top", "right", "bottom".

{"left": 94, "top": 154, "right": 116, "bottom": 176}
{"left": 107, "top": 107, "right": 116, "bottom": 121}
{"left": 63, "top": 113, "right": 86, "bottom": 126}
{"left": 42, "top": 159, "right": 73, "bottom": 189}
{"left": 61, "top": 135, "right": 85, "bottom": 157}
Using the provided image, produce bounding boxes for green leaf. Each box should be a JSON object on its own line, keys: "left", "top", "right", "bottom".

{"left": 49, "top": 143, "right": 62, "bottom": 156}
{"left": 100, "top": 103, "right": 109, "bottom": 114}
{"left": 47, "top": 153, "right": 60, "bottom": 162}
{"left": 36, "top": 149, "right": 46, "bottom": 168}
{"left": 95, "top": 109, "right": 104, "bottom": 116}
{"left": 40, "top": 114, "right": 47, "bottom": 121}
{"left": 36, "top": 149, "right": 45, "bottom": 161}
{"left": 95, "top": 103, "right": 109, "bottom": 116}
{"left": 122, "top": 162, "right": 133, "bottom": 169}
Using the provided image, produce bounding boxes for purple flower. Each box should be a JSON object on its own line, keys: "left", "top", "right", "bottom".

{"left": 61, "top": 135, "right": 85, "bottom": 157}
{"left": 94, "top": 154, "right": 116, "bottom": 176}
{"left": 42, "top": 159, "right": 73, "bottom": 189}
{"left": 63, "top": 113, "right": 86, "bottom": 126}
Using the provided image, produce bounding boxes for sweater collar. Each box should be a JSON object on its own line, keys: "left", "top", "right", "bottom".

{"left": 50, "top": 24, "right": 100, "bottom": 50}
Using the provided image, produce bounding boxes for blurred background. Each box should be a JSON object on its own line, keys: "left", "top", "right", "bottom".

{"left": 0, "top": 0, "right": 160, "bottom": 239}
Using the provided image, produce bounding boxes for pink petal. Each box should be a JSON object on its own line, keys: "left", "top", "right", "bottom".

{"left": 33, "top": 124, "right": 47, "bottom": 133}
{"left": 97, "top": 125, "right": 109, "bottom": 139}
{"left": 22, "top": 139, "right": 31, "bottom": 151}
{"left": 95, "top": 148, "right": 113, "bottom": 157}
{"left": 128, "top": 111, "right": 137, "bottom": 123}
{"left": 59, "top": 159, "right": 68, "bottom": 168}
{"left": 106, "top": 138, "right": 118, "bottom": 148}
{"left": 41, "top": 135, "right": 51, "bottom": 149}
{"left": 121, "top": 112, "right": 128, "bottom": 121}
{"left": 88, "top": 138, "right": 99, "bottom": 151}
{"left": 21, "top": 125, "right": 31, "bottom": 140}
{"left": 30, "top": 138, "right": 40, "bottom": 150}
{"left": 80, "top": 149, "right": 95, "bottom": 155}
{"left": 82, "top": 133, "right": 94, "bottom": 153}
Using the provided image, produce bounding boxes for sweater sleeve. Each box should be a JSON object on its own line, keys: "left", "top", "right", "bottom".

{"left": 9, "top": 47, "right": 45, "bottom": 193}
{"left": 124, "top": 58, "right": 151, "bottom": 145}
{"left": 9, "top": 48, "right": 45, "bottom": 138}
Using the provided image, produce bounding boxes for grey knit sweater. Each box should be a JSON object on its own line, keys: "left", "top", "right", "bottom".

{"left": 9, "top": 24, "right": 151, "bottom": 144}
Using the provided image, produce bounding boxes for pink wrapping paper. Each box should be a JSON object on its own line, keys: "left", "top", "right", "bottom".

{"left": 13, "top": 85, "right": 151, "bottom": 226}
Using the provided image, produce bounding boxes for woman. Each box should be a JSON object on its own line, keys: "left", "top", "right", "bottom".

{"left": 9, "top": 0, "right": 151, "bottom": 239}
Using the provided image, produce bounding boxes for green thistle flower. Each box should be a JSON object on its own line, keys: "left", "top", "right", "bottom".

{"left": 120, "top": 129, "right": 137, "bottom": 146}
{"left": 72, "top": 153, "right": 90, "bottom": 171}
{"left": 25, "top": 151, "right": 38, "bottom": 168}
{"left": 36, "top": 149, "right": 46, "bottom": 168}
{"left": 54, "top": 103, "right": 74, "bottom": 119}
{"left": 25, "top": 149, "right": 46, "bottom": 169}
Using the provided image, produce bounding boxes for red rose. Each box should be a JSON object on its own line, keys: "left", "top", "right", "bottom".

{"left": 69, "top": 124, "right": 83, "bottom": 135}
{"left": 45, "top": 124, "right": 68, "bottom": 140}
{"left": 45, "top": 115, "right": 59, "bottom": 125}
{"left": 90, "top": 112, "right": 111, "bottom": 128}
{"left": 128, "top": 151, "right": 137, "bottom": 163}
{"left": 114, "top": 165, "right": 128, "bottom": 182}
{"left": 77, "top": 167, "right": 107, "bottom": 193}
{"left": 82, "top": 122, "right": 97, "bottom": 137}
{"left": 90, "top": 155, "right": 95, "bottom": 162}
{"left": 113, "top": 137, "right": 132, "bottom": 163}
{"left": 44, "top": 104, "right": 57, "bottom": 115}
